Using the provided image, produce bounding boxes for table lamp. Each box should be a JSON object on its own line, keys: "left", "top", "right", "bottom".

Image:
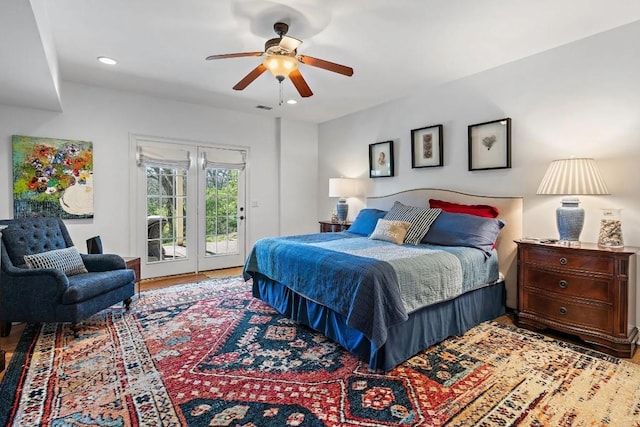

{"left": 536, "top": 158, "right": 609, "bottom": 241}
{"left": 329, "top": 178, "right": 358, "bottom": 222}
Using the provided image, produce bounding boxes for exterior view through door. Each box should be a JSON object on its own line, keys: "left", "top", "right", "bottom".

{"left": 135, "top": 137, "right": 246, "bottom": 279}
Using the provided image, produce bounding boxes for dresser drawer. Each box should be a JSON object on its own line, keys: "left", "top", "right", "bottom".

{"left": 524, "top": 291, "right": 612, "bottom": 333}
{"left": 523, "top": 268, "right": 611, "bottom": 303}
{"left": 524, "top": 246, "right": 613, "bottom": 274}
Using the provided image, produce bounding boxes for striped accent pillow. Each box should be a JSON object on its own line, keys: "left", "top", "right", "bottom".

{"left": 24, "top": 246, "right": 88, "bottom": 276}
{"left": 383, "top": 201, "right": 442, "bottom": 245}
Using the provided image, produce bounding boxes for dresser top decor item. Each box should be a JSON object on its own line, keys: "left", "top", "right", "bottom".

{"left": 536, "top": 157, "right": 609, "bottom": 241}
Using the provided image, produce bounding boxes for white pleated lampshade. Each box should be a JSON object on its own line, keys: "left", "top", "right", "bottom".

{"left": 536, "top": 158, "right": 609, "bottom": 195}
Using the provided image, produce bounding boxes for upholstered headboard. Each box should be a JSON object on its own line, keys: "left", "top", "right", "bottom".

{"left": 367, "top": 189, "right": 523, "bottom": 309}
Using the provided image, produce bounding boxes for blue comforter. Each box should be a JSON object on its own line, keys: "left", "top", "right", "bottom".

{"left": 243, "top": 232, "right": 498, "bottom": 352}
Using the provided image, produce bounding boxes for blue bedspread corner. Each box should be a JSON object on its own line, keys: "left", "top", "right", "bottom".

{"left": 243, "top": 234, "right": 408, "bottom": 350}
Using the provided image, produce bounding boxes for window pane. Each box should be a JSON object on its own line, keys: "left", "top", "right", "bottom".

{"left": 146, "top": 165, "right": 187, "bottom": 263}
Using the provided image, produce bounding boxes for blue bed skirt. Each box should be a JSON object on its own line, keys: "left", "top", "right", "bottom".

{"left": 252, "top": 273, "right": 506, "bottom": 371}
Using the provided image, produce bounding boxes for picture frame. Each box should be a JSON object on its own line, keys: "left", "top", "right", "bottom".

{"left": 411, "top": 124, "right": 443, "bottom": 168}
{"left": 12, "top": 135, "right": 94, "bottom": 219}
{"left": 468, "top": 118, "right": 511, "bottom": 171}
{"left": 369, "top": 140, "right": 394, "bottom": 178}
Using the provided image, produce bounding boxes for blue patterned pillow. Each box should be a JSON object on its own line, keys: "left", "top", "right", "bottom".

{"left": 348, "top": 208, "right": 387, "bottom": 236}
{"left": 24, "top": 246, "right": 88, "bottom": 276}
{"left": 421, "top": 211, "right": 505, "bottom": 256}
{"left": 383, "top": 202, "right": 441, "bottom": 245}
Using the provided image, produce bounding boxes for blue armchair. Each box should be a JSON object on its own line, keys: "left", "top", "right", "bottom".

{"left": 0, "top": 217, "right": 135, "bottom": 337}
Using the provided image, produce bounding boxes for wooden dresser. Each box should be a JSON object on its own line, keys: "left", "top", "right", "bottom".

{"left": 515, "top": 240, "right": 638, "bottom": 358}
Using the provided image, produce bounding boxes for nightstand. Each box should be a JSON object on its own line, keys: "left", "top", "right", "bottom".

{"left": 123, "top": 257, "right": 141, "bottom": 297}
{"left": 319, "top": 220, "right": 351, "bottom": 233}
{"left": 515, "top": 240, "right": 638, "bottom": 358}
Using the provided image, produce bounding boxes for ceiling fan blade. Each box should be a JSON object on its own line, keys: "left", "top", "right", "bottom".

{"left": 233, "top": 64, "right": 267, "bottom": 91}
{"left": 298, "top": 55, "right": 354, "bottom": 76}
{"left": 279, "top": 36, "right": 302, "bottom": 52}
{"left": 289, "top": 69, "right": 313, "bottom": 98}
{"left": 206, "top": 52, "right": 263, "bottom": 60}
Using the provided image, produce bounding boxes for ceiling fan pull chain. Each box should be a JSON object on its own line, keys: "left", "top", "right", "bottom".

{"left": 278, "top": 77, "right": 284, "bottom": 106}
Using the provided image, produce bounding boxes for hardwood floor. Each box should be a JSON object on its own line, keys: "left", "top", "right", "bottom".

{"left": 2, "top": 266, "right": 639, "bottom": 384}
{"left": 0, "top": 267, "right": 242, "bottom": 382}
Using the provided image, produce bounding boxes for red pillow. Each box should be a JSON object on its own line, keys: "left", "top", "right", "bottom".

{"left": 429, "top": 199, "right": 499, "bottom": 218}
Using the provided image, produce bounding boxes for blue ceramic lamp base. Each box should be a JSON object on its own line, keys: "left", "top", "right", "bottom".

{"left": 556, "top": 197, "right": 584, "bottom": 241}
{"left": 336, "top": 199, "right": 349, "bottom": 222}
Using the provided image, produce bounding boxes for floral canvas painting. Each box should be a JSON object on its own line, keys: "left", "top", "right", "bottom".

{"left": 12, "top": 135, "right": 94, "bottom": 219}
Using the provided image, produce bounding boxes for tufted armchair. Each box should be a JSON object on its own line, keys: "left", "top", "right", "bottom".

{"left": 0, "top": 217, "right": 135, "bottom": 337}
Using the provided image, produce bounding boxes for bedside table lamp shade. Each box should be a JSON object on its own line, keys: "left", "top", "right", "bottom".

{"left": 329, "top": 178, "right": 358, "bottom": 222}
{"left": 536, "top": 158, "right": 609, "bottom": 241}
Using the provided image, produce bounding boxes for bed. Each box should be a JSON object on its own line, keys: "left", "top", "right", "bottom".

{"left": 243, "top": 189, "right": 523, "bottom": 371}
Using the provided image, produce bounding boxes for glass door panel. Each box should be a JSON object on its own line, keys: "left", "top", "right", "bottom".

{"left": 146, "top": 166, "right": 189, "bottom": 263}
{"left": 205, "top": 168, "right": 238, "bottom": 256}
{"left": 198, "top": 158, "right": 245, "bottom": 270}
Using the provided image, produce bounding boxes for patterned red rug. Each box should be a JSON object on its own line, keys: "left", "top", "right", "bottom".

{"left": 1, "top": 276, "right": 640, "bottom": 426}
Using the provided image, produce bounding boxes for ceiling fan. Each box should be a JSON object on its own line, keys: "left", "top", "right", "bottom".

{"left": 205, "top": 22, "right": 354, "bottom": 99}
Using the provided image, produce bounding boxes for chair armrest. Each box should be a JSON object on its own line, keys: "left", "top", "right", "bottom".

{"left": 0, "top": 264, "right": 69, "bottom": 301}
{"left": 81, "top": 253, "right": 126, "bottom": 272}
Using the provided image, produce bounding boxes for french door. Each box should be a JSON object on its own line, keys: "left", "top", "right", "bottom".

{"left": 134, "top": 137, "right": 246, "bottom": 279}
{"left": 197, "top": 146, "right": 246, "bottom": 271}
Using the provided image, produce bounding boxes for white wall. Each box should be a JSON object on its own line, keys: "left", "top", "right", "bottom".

{"left": 319, "top": 21, "right": 640, "bottom": 245}
{"left": 0, "top": 81, "right": 318, "bottom": 263}
{"left": 318, "top": 22, "right": 640, "bottom": 322}
{"left": 279, "top": 118, "right": 319, "bottom": 235}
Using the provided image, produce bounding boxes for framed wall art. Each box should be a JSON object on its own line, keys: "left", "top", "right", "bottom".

{"left": 468, "top": 118, "right": 511, "bottom": 171}
{"left": 369, "top": 140, "right": 394, "bottom": 178}
{"left": 12, "top": 135, "right": 94, "bottom": 219}
{"left": 411, "top": 124, "right": 443, "bottom": 168}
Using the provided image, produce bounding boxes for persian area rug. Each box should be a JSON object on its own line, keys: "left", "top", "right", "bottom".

{"left": 2, "top": 277, "right": 640, "bottom": 426}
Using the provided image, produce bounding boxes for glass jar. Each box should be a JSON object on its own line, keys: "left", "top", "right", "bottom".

{"left": 597, "top": 208, "right": 624, "bottom": 248}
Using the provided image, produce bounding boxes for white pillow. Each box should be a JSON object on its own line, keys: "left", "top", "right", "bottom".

{"left": 369, "top": 219, "right": 411, "bottom": 245}
{"left": 24, "top": 246, "right": 88, "bottom": 276}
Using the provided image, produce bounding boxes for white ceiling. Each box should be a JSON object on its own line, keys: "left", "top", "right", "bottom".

{"left": 2, "top": 0, "right": 640, "bottom": 123}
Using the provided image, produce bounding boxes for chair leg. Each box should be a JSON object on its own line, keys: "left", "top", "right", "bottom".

{"left": 0, "top": 322, "right": 11, "bottom": 337}
{"left": 70, "top": 323, "right": 81, "bottom": 338}
{"left": 124, "top": 298, "right": 132, "bottom": 311}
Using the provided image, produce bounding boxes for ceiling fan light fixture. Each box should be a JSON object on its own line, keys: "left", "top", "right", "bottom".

{"left": 206, "top": 21, "right": 351, "bottom": 98}
{"left": 262, "top": 55, "right": 298, "bottom": 79}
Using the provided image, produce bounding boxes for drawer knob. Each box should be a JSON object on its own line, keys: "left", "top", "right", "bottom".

{"left": 559, "top": 257, "right": 568, "bottom": 265}
{"left": 559, "top": 306, "right": 568, "bottom": 315}
{"left": 558, "top": 280, "right": 568, "bottom": 289}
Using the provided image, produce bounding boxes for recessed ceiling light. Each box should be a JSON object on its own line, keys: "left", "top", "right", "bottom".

{"left": 286, "top": 99, "right": 297, "bottom": 105}
{"left": 97, "top": 56, "right": 117, "bottom": 65}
